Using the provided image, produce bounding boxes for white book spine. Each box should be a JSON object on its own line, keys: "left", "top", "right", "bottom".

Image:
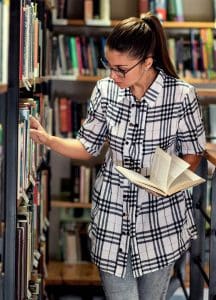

{"left": 2, "top": 0, "right": 10, "bottom": 84}
{"left": 100, "top": 0, "right": 111, "bottom": 22}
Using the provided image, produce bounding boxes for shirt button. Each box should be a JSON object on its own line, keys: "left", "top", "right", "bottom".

{"left": 125, "top": 141, "right": 129, "bottom": 145}
{"left": 119, "top": 248, "right": 123, "bottom": 252}
{"left": 129, "top": 123, "right": 133, "bottom": 127}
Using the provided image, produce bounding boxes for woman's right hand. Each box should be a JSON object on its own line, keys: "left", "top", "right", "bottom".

{"left": 30, "top": 116, "right": 51, "bottom": 146}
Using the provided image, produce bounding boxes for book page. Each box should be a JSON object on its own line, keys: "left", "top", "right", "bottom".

{"left": 167, "top": 155, "right": 190, "bottom": 188}
{"left": 115, "top": 166, "right": 167, "bottom": 196}
{"left": 168, "top": 169, "right": 205, "bottom": 195}
{"left": 150, "top": 147, "right": 171, "bottom": 192}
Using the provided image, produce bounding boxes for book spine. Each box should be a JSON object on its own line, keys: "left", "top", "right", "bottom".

{"left": 59, "top": 97, "right": 70, "bottom": 135}
{"left": 100, "top": 0, "right": 110, "bottom": 21}
{"left": 155, "top": 0, "right": 167, "bottom": 21}
{"left": 84, "top": 0, "right": 93, "bottom": 23}
{"left": 138, "top": 0, "right": 149, "bottom": 18}
{"left": 174, "top": 0, "right": 184, "bottom": 21}
{"left": 69, "top": 36, "right": 79, "bottom": 76}
{"left": 1, "top": 0, "right": 10, "bottom": 84}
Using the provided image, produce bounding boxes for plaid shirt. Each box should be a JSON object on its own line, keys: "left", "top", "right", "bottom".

{"left": 77, "top": 69, "right": 206, "bottom": 278}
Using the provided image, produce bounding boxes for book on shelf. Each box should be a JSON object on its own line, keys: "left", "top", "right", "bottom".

{"left": 138, "top": 0, "right": 149, "bottom": 18}
{"left": 0, "top": 0, "right": 10, "bottom": 84}
{"left": 155, "top": 0, "right": 167, "bottom": 22}
{"left": 84, "top": 0, "right": 111, "bottom": 25}
{"left": 167, "top": 0, "right": 184, "bottom": 21}
{"left": 116, "top": 147, "right": 205, "bottom": 197}
{"left": 60, "top": 222, "right": 91, "bottom": 263}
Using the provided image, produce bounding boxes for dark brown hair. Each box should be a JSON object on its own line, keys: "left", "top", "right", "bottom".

{"left": 106, "top": 12, "right": 178, "bottom": 78}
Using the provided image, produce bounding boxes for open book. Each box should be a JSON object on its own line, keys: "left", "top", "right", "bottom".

{"left": 115, "top": 147, "right": 205, "bottom": 196}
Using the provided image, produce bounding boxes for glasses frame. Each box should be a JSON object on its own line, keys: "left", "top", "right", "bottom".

{"left": 100, "top": 57, "right": 144, "bottom": 78}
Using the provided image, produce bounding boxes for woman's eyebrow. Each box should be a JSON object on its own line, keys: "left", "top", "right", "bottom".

{"left": 105, "top": 57, "right": 128, "bottom": 67}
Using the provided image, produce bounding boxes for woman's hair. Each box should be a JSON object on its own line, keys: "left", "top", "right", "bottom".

{"left": 106, "top": 12, "right": 178, "bottom": 78}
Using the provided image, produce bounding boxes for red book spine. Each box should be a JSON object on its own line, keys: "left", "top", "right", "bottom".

{"left": 139, "top": 0, "right": 149, "bottom": 18}
{"left": 59, "top": 97, "right": 69, "bottom": 134}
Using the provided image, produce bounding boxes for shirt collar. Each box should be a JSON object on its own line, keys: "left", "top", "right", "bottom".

{"left": 140, "top": 69, "right": 165, "bottom": 107}
{"left": 116, "top": 69, "right": 165, "bottom": 107}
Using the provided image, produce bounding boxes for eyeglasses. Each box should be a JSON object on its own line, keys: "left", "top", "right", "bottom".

{"left": 100, "top": 57, "right": 144, "bottom": 78}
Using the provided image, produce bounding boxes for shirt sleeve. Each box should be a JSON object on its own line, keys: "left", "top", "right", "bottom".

{"left": 177, "top": 85, "right": 206, "bottom": 155}
{"left": 77, "top": 81, "right": 108, "bottom": 156}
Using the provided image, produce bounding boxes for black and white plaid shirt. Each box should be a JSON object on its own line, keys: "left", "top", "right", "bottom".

{"left": 77, "top": 69, "right": 206, "bottom": 278}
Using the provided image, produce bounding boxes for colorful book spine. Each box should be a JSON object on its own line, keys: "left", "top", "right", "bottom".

{"left": 155, "top": 0, "right": 167, "bottom": 21}
{"left": 174, "top": 0, "right": 184, "bottom": 21}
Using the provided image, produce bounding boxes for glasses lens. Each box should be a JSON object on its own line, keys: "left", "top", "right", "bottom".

{"left": 100, "top": 58, "right": 109, "bottom": 69}
{"left": 100, "top": 58, "right": 125, "bottom": 78}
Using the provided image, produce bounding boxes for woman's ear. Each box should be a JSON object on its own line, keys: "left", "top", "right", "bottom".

{"left": 144, "top": 57, "right": 154, "bottom": 70}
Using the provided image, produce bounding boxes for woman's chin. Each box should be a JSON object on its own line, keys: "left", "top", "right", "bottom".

{"left": 114, "top": 81, "right": 127, "bottom": 88}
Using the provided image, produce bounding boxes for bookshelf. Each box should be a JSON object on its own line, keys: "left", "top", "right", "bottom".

{"left": 0, "top": 1, "right": 53, "bottom": 300}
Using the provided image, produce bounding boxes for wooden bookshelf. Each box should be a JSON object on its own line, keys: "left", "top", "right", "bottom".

{"left": 51, "top": 200, "right": 92, "bottom": 208}
{"left": 197, "top": 89, "right": 216, "bottom": 98}
{"left": 50, "top": 75, "right": 216, "bottom": 90}
{"left": 0, "top": 85, "right": 7, "bottom": 94}
{"left": 163, "top": 21, "right": 216, "bottom": 29}
{"left": 46, "top": 261, "right": 101, "bottom": 286}
{"left": 53, "top": 19, "right": 216, "bottom": 29}
{"left": 19, "top": 76, "right": 50, "bottom": 88}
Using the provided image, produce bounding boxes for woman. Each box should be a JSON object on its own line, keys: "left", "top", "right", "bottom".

{"left": 30, "top": 12, "right": 205, "bottom": 300}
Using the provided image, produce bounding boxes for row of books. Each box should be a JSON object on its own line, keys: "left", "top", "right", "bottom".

{"left": 0, "top": 0, "right": 10, "bottom": 85}
{"left": 52, "top": 0, "right": 183, "bottom": 23}
{"left": 54, "top": 96, "right": 88, "bottom": 138}
{"left": 17, "top": 93, "right": 53, "bottom": 201}
{"left": 59, "top": 222, "right": 91, "bottom": 263}
{"left": 52, "top": 0, "right": 216, "bottom": 23}
{"left": 52, "top": 34, "right": 108, "bottom": 77}
{"left": 139, "top": 0, "right": 184, "bottom": 21}
{"left": 16, "top": 167, "right": 50, "bottom": 300}
{"left": 59, "top": 165, "right": 98, "bottom": 204}
{"left": 52, "top": 0, "right": 111, "bottom": 25}
{"left": 52, "top": 30, "right": 216, "bottom": 80}
{"left": 19, "top": 0, "right": 52, "bottom": 84}
{"left": 168, "top": 29, "right": 216, "bottom": 80}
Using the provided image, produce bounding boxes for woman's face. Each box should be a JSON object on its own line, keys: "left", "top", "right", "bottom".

{"left": 104, "top": 47, "right": 148, "bottom": 88}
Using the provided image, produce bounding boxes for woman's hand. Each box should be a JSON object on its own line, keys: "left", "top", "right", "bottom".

{"left": 30, "top": 116, "right": 51, "bottom": 146}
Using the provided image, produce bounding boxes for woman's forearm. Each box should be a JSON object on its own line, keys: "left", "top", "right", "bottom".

{"left": 182, "top": 154, "right": 202, "bottom": 172}
{"left": 47, "top": 136, "right": 92, "bottom": 160}
{"left": 30, "top": 116, "right": 92, "bottom": 160}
